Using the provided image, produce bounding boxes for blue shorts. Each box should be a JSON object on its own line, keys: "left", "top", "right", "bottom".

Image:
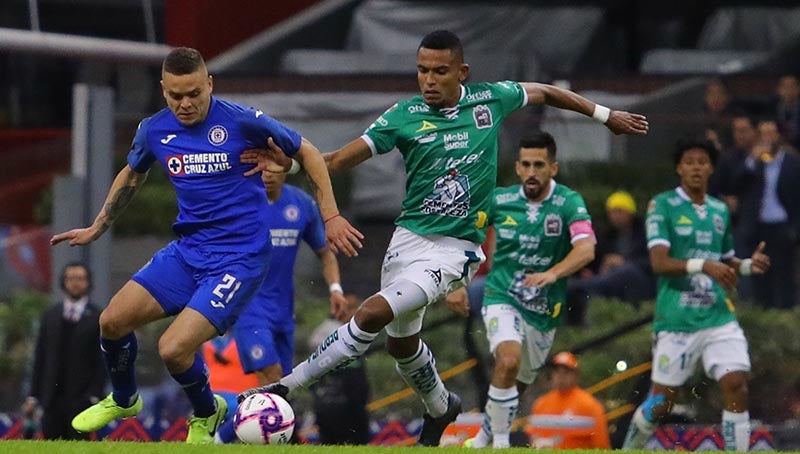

{"left": 132, "top": 240, "right": 269, "bottom": 334}
{"left": 232, "top": 318, "right": 294, "bottom": 375}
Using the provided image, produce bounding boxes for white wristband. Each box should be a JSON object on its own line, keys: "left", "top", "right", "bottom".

{"left": 739, "top": 259, "right": 753, "bottom": 276}
{"left": 329, "top": 283, "right": 343, "bottom": 295}
{"left": 592, "top": 104, "right": 611, "bottom": 124}
{"left": 686, "top": 258, "right": 705, "bottom": 274}
{"left": 288, "top": 159, "right": 301, "bottom": 175}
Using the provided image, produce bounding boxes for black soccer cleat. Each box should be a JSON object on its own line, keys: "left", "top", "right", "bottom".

{"left": 416, "top": 392, "right": 462, "bottom": 446}
{"left": 236, "top": 382, "right": 290, "bottom": 403}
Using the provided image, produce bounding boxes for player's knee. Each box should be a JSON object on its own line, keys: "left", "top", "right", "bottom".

{"left": 98, "top": 308, "right": 127, "bottom": 339}
{"left": 494, "top": 351, "right": 521, "bottom": 377}
{"left": 157, "top": 336, "right": 192, "bottom": 371}
{"left": 353, "top": 296, "right": 393, "bottom": 332}
{"left": 386, "top": 335, "right": 419, "bottom": 359}
{"left": 719, "top": 372, "right": 749, "bottom": 399}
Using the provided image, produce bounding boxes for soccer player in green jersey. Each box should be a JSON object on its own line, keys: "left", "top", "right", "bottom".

{"left": 622, "top": 138, "right": 770, "bottom": 451}
{"left": 240, "top": 30, "right": 648, "bottom": 446}
{"left": 455, "top": 131, "right": 597, "bottom": 449}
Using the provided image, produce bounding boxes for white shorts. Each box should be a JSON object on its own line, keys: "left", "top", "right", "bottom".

{"left": 379, "top": 227, "right": 484, "bottom": 338}
{"left": 482, "top": 304, "right": 555, "bottom": 385}
{"left": 651, "top": 321, "right": 751, "bottom": 387}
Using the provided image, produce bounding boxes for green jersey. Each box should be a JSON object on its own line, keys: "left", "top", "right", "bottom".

{"left": 363, "top": 81, "right": 527, "bottom": 244}
{"left": 646, "top": 187, "right": 737, "bottom": 333}
{"left": 484, "top": 182, "right": 593, "bottom": 331}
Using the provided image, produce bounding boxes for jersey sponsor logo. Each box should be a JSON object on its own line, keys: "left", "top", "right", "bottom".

{"left": 680, "top": 274, "right": 717, "bottom": 308}
{"left": 496, "top": 192, "right": 520, "bottom": 204}
{"left": 466, "top": 89, "right": 493, "bottom": 102}
{"left": 695, "top": 230, "right": 713, "bottom": 245}
{"left": 545, "top": 214, "right": 562, "bottom": 236}
{"left": 250, "top": 345, "right": 264, "bottom": 360}
{"left": 166, "top": 152, "right": 231, "bottom": 176}
{"left": 416, "top": 132, "right": 437, "bottom": 144}
{"left": 416, "top": 120, "right": 438, "bottom": 132}
{"left": 713, "top": 214, "right": 724, "bottom": 234}
{"left": 309, "top": 330, "right": 339, "bottom": 361}
{"left": 519, "top": 234, "right": 540, "bottom": 250}
{"left": 374, "top": 116, "right": 389, "bottom": 127}
{"left": 473, "top": 104, "right": 493, "bottom": 129}
{"left": 270, "top": 228, "right": 300, "bottom": 247}
{"left": 207, "top": 125, "right": 228, "bottom": 146}
{"left": 424, "top": 268, "right": 442, "bottom": 286}
{"left": 160, "top": 134, "right": 177, "bottom": 144}
{"left": 283, "top": 204, "right": 299, "bottom": 222}
{"left": 428, "top": 150, "right": 485, "bottom": 170}
{"left": 552, "top": 195, "right": 566, "bottom": 207}
{"left": 498, "top": 228, "right": 516, "bottom": 239}
{"left": 657, "top": 355, "right": 670, "bottom": 373}
{"left": 647, "top": 221, "right": 659, "bottom": 237}
{"left": 508, "top": 271, "right": 548, "bottom": 313}
{"left": 510, "top": 252, "right": 552, "bottom": 267}
{"left": 408, "top": 104, "right": 430, "bottom": 114}
{"left": 675, "top": 226, "right": 692, "bottom": 236}
{"left": 443, "top": 131, "right": 469, "bottom": 151}
{"left": 667, "top": 197, "right": 682, "bottom": 206}
{"left": 501, "top": 215, "right": 518, "bottom": 226}
{"left": 677, "top": 215, "right": 692, "bottom": 225}
{"left": 421, "top": 169, "right": 471, "bottom": 218}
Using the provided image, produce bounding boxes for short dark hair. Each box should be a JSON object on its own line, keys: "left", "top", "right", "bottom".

{"left": 163, "top": 47, "right": 206, "bottom": 76}
{"left": 418, "top": 30, "right": 464, "bottom": 62}
{"left": 519, "top": 131, "right": 557, "bottom": 161}
{"left": 673, "top": 137, "right": 718, "bottom": 166}
{"left": 60, "top": 261, "right": 92, "bottom": 291}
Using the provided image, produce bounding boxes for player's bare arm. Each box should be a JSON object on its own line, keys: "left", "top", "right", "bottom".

{"left": 316, "top": 247, "right": 349, "bottom": 321}
{"left": 50, "top": 165, "right": 148, "bottom": 246}
{"left": 523, "top": 237, "right": 595, "bottom": 287}
{"left": 649, "top": 245, "right": 738, "bottom": 291}
{"left": 324, "top": 138, "right": 373, "bottom": 174}
{"left": 297, "top": 140, "right": 364, "bottom": 257}
{"left": 521, "top": 82, "right": 649, "bottom": 136}
{"left": 241, "top": 137, "right": 293, "bottom": 176}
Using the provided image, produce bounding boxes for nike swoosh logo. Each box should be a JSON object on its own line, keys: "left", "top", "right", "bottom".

{"left": 161, "top": 134, "right": 177, "bottom": 144}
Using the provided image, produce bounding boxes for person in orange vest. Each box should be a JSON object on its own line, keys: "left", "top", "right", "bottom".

{"left": 526, "top": 352, "right": 610, "bottom": 449}
{"left": 202, "top": 332, "right": 259, "bottom": 430}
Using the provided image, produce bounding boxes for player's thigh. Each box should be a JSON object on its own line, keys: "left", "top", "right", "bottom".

{"left": 101, "top": 280, "right": 166, "bottom": 337}
{"left": 381, "top": 227, "right": 484, "bottom": 303}
{"left": 517, "top": 323, "right": 555, "bottom": 385}
{"left": 651, "top": 330, "right": 703, "bottom": 387}
{"left": 482, "top": 304, "right": 524, "bottom": 353}
{"left": 701, "top": 322, "right": 751, "bottom": 381}
{"left": 187, "top": 251, "right": 269, "bottom": 335}
{"left": 233, "top": 322, "right": 290, "bottom": 375}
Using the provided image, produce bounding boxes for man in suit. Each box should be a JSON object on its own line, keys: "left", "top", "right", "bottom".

{"left": 733, "top": 120, "right": 800, "bottom": 309}
{"left": 28, "top": 262, "right": 106, "bottom": 439}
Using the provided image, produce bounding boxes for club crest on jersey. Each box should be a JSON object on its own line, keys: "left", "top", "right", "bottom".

{"left": 283, "top": 205, "right": 299, "bottom": 222}
{"left": 473, "top": 104, "right": 493, "bottom": 129}
{"left": 166, "top": 156, "right": 184, "bottom": 175}
{"left": 713, "top": 214, "right": 724, "bottom": 234}
{"left": 207, "top": 125, "right": 228, "bottom": 146}
{"left": 545, "top": 214, "right": 562, "bottom": 236}
{"left": 250, "top": 345, "right": 264, "bottom": 360}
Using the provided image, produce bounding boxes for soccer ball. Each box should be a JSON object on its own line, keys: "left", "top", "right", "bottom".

{"left": 233, "top": 392, "right": 295, "bottom": 444}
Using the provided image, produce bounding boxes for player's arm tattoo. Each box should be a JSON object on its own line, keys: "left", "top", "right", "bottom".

{"left": 305, "top": 173, "right": 322, "bottom": 202}
{"left": 93, "top": 168, "right": 149, "bottom": 234}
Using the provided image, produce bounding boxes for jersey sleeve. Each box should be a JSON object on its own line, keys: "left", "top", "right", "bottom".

{"left": 491, "top": 81, "right": 528, "bottom": 116}
{"left": 361, "top": 103, "right": 401, "bottom": 155}
{"left": 126, "top": 118, "right": 156, "bottom": 172}
{"left": 302, "top": 195, "right": 327, "bottom": 251}
{"left": 564, "top": 192, "right": 595, "bottom": 243}
{"left": 239, "top": 108, "right": 302, "bottom": 157}
{"left": 646, "top": 197, "right": 671, "bottom": 249}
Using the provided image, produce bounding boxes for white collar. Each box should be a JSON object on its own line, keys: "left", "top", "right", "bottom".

{"left": 520, "top": 179, "right": 557, "bottom": 204}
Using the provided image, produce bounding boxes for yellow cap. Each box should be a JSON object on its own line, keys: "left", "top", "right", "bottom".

{"left": 606, "top": 191, "right": 636, "bottom": 214}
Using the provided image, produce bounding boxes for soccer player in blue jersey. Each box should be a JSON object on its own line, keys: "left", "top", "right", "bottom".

{"left": 49, "top": 47, "right": 362, "bottom": 444}
{"left": 213, "top": 169, "right": 350, "bottom": 443}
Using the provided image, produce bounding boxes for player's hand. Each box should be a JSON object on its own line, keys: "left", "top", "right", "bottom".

{"left": 445, "top": 287, "right": 470, "bottom": 317}
{"left": 605, "top": 110, "right": 649, "bottom": 135}
{"left": 324, "top": 215, "right": 364, "bottom": 257}
{"left": 50, "top": 226, "right": 102, "bottom": 246}
{"left": 241, "top": 137, "right": 293, "bottom": 177}
{"left": 329, "top": 291, "right": 350, "bottom": 322}
{"left": 750, "top": 241, "right": 770, "bottom": 274}
{"left": 703, "top": 261, "right": 738, "bottom": 291}
{"left": 524, "top": 270, "right": 557, "bottom": 288}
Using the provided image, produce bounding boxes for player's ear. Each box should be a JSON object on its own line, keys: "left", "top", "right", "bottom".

{"left": 460, "top": 64, "right": 469, "bottom": 82}
{"left": 208, "top": 74, "right": 214, "bottom": 92}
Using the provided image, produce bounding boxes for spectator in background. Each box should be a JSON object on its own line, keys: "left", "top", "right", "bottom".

{"left": 702, "top": 78, "right": 736, "bottom": 143}
{"left": 775, "top": 75, "right": 800, "bottom": 150}
{"left": 526, "top": 352, "right": 610, "bottom": 449}
{"left": 309, "top": 294, "right": 371, "bottom": 445}
{"left": 567, "top": 191, "right": 654, "bottom": 323}
{"left": 732, "top": 125, "right": 800, "bottom": 309}
{"left": 709, "top": 114, "right": 757, "bottom": 223}
{"left": 28, "top": 262, "right": 106, "bottom": 440}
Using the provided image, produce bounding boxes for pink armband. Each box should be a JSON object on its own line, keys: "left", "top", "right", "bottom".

{"left": 569, "top": 220, "right": 596, "bottom": 242}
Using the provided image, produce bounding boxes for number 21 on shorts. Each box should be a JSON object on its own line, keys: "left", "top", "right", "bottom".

{"left": 211, "top": 273, "right": 241, "bottom": 308}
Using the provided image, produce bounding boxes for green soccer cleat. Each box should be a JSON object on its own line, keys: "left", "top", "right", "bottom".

{"left": 463, "top": 437, "right": 476, "bottom": 448}
{"left": 72, "top": 393, "right": 143, "bottom": 433}
{"left": 186, "top": 394, "right": 228, "bottom": 444}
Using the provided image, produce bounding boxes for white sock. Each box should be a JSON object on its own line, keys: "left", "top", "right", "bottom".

{"left": 395, "top": 340, "right": 449, "bottom": 417}
{"left": 486, "top": 385, "right": 518, "bottom": 449}
{"left": 622, "top": 407, "right": 656, "bottom": 450}
{"left": 282, "top": 317, "right": 377, "bottom": 391}
{"left": 722, "top": 410, "right": 750, "bottom": 452}
{"left": 469, "top": 423, "right": 492, "bottom": 448}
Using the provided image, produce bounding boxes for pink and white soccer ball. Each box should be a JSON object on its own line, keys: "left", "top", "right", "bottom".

{"left": 233, "top": 392, "right": 295, "bottom": 444}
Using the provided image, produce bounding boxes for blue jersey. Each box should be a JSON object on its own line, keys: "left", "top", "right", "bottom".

{"left": 238, "top": 184, "right": 327, "bottom": 333}
{"left": 127, "top": 97, "right": 301, "bottom": 253}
